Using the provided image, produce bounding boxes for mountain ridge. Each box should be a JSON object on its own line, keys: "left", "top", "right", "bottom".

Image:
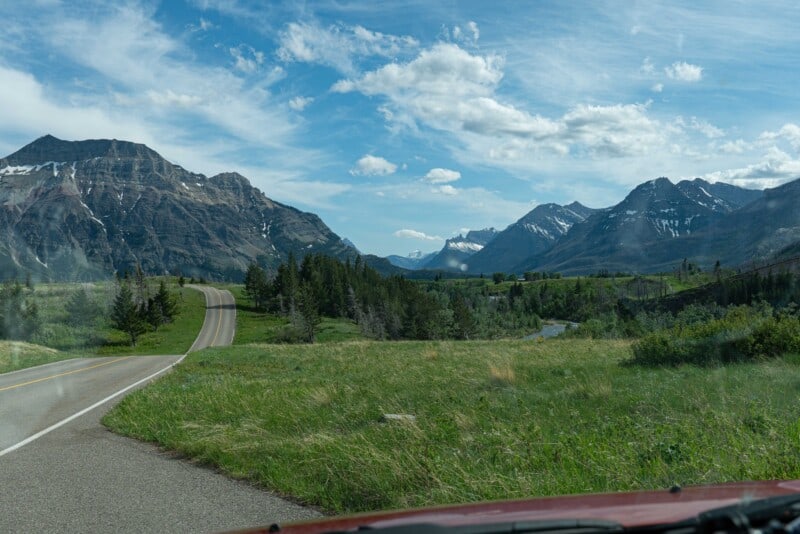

{"left": 0, "top": 135, "right": 354, "bottom": 281}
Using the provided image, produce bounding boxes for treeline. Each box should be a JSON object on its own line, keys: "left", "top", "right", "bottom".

{"left": 653, "top": 270, "right": 800, "bottom": 314}
{"left": 244, "top": 254, "right": 542, "bottom": 342}
{"left": 110, "top": 268, "right": 178, "bottom": 345}
{"left": 0, "top": 271, "right": 178, "bottom": 348}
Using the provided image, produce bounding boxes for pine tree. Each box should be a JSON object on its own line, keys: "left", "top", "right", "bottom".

{"left": 243, "top": 263, "right": 269, "bottom": 310}
{"left": 111, "top": 283, "right": 147, "bottom": 346}
{"left": 153, "top": 280, "right": 177, "bottom": 323}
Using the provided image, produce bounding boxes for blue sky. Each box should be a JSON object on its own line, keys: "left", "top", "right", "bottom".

{"left": 1, "top": 1, "right": 799, "bottom": 257}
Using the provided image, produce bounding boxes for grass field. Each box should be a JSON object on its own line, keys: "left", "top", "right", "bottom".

{"left": 103, "top": 338, "right": 800, "bottom": 515}
{"left": 0, "top": 281, "right": 207, "bottom": 374}
{"left": 0, "top": 341, "right": 77, "bottom": 374}
{"left": 225, "top": 284, "right": 364, "bottom": 345}
{"left": 92, "top": 286, "right": 206, "bottom": 355}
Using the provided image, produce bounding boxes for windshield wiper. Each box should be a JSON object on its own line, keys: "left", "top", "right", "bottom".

{"left": 640, "top": 493, "right": 800, "bottom": 534}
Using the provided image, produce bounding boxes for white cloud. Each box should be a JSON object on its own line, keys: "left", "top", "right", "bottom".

{"left": 423, "top": 168, "right": 461, "bottom": 184}
{"left": 699, "top": 147, "right": 800, "bottom": 188}
{"left": 651, "top": 83, "right": 664, "bottom": 92}
{"left": 561, "top": 102, "right": 666, "bottom": 157}
{"left": 640, "top": 57, "right": 656, "bottom": 75}
{"left": 288, "top": 96, "right": 314, "bottom": 111}
{"left": 333, "top": 43, "right": 503, "bottom": 98}
{"left": 690, "top": 117, "right": 724, "bottom": 139}
{"left": 350, "top": 155, "right": 398, "bottom": 176}
{"left": 230, "top": 45, "right": 265, "bottom": 73}
{"left": 334, "top": 43, "right": 672, "bottom": 160}
{"left": 665, "top": 61, "right": 703, "bottom": 82}
{"left": 759, "top": 123, "right": 800, "bottom": 152}
{"left": 719, "top": 139, "right": 750, "bottom": 154}
{"left": 146, "top": 89, "right": 203, "bottom": 107}
{"left": 467, "top": 21, "right": 480, "bottom": 41}
{"left": 394, "top": 229, "right": 443, "bottom": 241}
{"left": 277, "top": 21, "right": 418, "bottom": 75}
{"left": 433, "top": 185, "right": 459, "bottom": 196}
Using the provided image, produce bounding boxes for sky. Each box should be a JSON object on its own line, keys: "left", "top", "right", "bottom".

{"left": 1, "top": 1, "right": 799, "bottom": 257}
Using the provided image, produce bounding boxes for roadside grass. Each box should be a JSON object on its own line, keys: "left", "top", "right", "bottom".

{"left": 93, "top": 286, "right": 206, "bottom": 355}
{"left": 0, "top": 341, "right": 75, "bottom": 374}
{"left": 228, "top": 284, "right": 365, "bottom": 345}
{"left": 103, "top": 339, "right": 800, "bottom": 515}
{"left": 24, "top": 280, "right": 205, "bottom": 359}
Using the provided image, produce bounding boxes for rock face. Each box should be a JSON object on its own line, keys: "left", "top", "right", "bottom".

{"left": 0, "top": 135, "right": 353, "bottom": 281}
{"left": 465, "top": 202, "right": 595, "bottom": 274}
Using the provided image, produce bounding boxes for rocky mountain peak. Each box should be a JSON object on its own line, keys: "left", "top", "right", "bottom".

{"left": 0, "top": 135, "right": 353, "bottom": 281}
{"left": 2, "top": 134, "right": 161, "bottom": 167}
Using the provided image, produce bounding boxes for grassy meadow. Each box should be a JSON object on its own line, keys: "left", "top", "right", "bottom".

{"left": 103, "top": 338, "right": 800, "bottom": 514}
{"left": 224, "top": 284, "right": 365, "bottom": 345}
{"left": 0, "top": 341, "right": 77, "bottom": 374}
{"left": 1, "top": 280, "right": 206, "bottom": 373}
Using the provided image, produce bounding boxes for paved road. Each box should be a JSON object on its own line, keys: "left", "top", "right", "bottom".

{"left": 0, "top": 285, "right": 320, "bottom": 533}
{"left": 186, "top": 284, "right": 237, "bottom": 350}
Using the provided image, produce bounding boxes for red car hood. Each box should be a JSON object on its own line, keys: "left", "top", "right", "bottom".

{"left": 242, "top": 479, "right": 800, "bottom": 533}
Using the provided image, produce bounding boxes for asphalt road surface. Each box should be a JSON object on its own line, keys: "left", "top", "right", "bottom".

{"left": 0, "top": 285, "right": 320, "bottom": 533}
{"left": 186, "top": 284, "right": 237, "bottom": 350}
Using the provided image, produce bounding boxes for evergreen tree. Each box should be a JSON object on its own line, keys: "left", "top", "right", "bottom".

{"left": 111, "top": 283, "right": 147, "bottom": 346}
{"left": 296, "top": 282, "right": 321, "bottom": 342}
{"left": 153, "top": 280, "right": 177, "bottom": 324}
{"left": 65, "top": 287, "right": 100, "bottom": 326}
{"left": 243, "top": 263, "right": 269, "bottom": 310}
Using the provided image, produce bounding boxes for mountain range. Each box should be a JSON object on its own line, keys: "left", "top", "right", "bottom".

{"left": 0, "top": 135, "right": 353, "bottom": 281}
{"left": 391, "top": 175, "right": 795, "bottom": 276}
{"left": 2, "top": 134, "right": 797, "bottom": 282}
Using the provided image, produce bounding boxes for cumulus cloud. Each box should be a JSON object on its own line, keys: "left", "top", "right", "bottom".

{"left": 394, "top": 229, "right": 443, "bottom": 241}
{"left": 334, "top": 43, "right": 674, "bottom": 160}
{"left": 640, "top": 57, "right": 656, "bottom": 76}
{"left": 665, "top": 61, "right": 703, "bottom": 82}
{"left": 333, "top": 43, "right": 503, "bottom": 97}
{"left": 699, "top": 147, "right": 800, "bottom": 188}
{"left": 277, "top": 20, "right": 418, "bottom": 74}
{"left": 288, "top": 96, "right": 314, "bottom": 111}
{"left": 433, "top": 184, "right": 459, "bottom": 196}
{"left": 719, "top": 139, "right": 750, "bottom": 154}
{"left": 350, "top": 154, "right": 398, "bottom": 176}
{"left": 423, "top": 168, "right": 461, "bottom": 184}
{"left": 467, "top": 21, "right": 480, "bottom": 41}
{"left": 230, "top": 45, "right": 265, "bottom": 73}
{"left": 651, "top": 83, "right": 664, "bottom": 93}
{"left": 759, "top": 123, "right": 800, "bottom": 152}
{"left": 561, "top": 102, "right": 665, "bottom": 157}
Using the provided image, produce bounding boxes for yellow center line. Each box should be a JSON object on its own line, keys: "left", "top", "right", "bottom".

{"left": 0, "top": 357, "right": 131, "bottom": 393}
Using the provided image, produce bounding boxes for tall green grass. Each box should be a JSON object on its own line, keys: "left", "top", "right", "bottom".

{"left": 1, "top": 281, "right": 206, "bottom": 374}
{"left": 104, "top": 339, "right": 800, "bottom": 514}
{"left": 0, "top": 341, "right": 76, "bottom": 374}
{"left": 226, "top": 284, "right": 364, "bottom": 345}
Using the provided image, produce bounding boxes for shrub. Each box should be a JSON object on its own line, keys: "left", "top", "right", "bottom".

{"left": 629, "top": 305, "right": 800, "bottom": 366}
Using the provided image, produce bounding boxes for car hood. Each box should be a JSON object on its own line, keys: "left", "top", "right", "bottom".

{"left": 236, "top": 479, "right": 800, "bottom": 533}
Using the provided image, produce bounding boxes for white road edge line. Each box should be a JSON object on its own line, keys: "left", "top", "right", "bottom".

{"left": 0, "top": 353, "right": 187, "bottom": 459}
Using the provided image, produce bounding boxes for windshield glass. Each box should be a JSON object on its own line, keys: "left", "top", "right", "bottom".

{"left": 1, "top": 1, "right": 799, "bottom": 532}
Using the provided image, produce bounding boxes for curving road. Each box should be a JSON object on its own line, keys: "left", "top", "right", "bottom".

{"left": 0, "top": 284, "right": 320, "bottom": 533}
